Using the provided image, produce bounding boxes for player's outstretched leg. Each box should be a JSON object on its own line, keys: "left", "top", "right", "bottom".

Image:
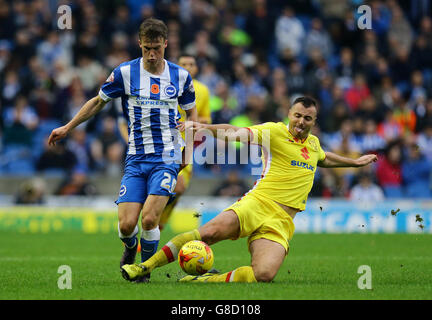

{"left": 121, "top": 229, "right": 201, "bottom": 281}
{"left": 179, "top": 238, "right": 286, "bottom": 283}
{"left": 179, "top": 266, "right": 257, "bottom": 283}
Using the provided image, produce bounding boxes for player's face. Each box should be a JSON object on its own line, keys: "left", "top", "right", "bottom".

{"left": 139, "top": 37, "right": 167, "bottom": 66}
{"left": 288, "top": 103, "right": 317, "bottom": 139}
{"left": 178, "top": 56, "right": 198, "bottom": 78}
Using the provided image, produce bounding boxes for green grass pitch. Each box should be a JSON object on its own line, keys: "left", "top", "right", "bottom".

{"left": 0, "top": 231, "right": 431, "bottom": 300}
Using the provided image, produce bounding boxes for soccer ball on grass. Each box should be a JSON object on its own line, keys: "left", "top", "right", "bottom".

{"left": 178, "top": 240, "right": 214, "bottom": 275}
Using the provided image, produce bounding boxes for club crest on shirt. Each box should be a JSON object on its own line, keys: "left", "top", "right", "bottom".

{"left": 164, "top": 84, "right": 177, "bottom": 97}
{"left": 308, "top": 139, "right": 318, "bottom": 152}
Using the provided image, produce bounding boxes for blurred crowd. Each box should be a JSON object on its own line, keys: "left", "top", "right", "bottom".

{"left": 1, "top": 0, "right": 431, "bottom": 199}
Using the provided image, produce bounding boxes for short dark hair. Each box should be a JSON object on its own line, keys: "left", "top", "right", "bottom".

{"left": 293, "top": 96, "right": 317, "bottom": 108}
{"left": 139, "top": 18, "right": 168, "bottom": 41}
{"left": 178, "top": 52, "right": 196, "bottom": 61}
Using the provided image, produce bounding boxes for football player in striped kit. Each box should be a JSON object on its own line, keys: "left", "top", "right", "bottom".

{"left": 48, "top": 18, "right": 197, "bottom": 282}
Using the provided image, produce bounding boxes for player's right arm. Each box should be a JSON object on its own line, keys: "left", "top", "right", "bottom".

{"left": 191, "top": 122, "right": 251, "bottom": 143}
{"left": 49, "top": 65, "right": 125, "bottom": 146}
{"left": 48, "top": 96, "right": 107, "bottom": 145}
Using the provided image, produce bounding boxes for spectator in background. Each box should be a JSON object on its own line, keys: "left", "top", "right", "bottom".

{"left": 324, "top": 100, "right": 350, "bottom": 133}
{"left": 36, "top": 31, "right": 70, "bottom": 74}
{"left": 15, "top": 177, "right": 46, "bottom": 204}
{"left": 377, "top": 109, "right": 403, "bottom": 143}
{"left": 211, "top": 80, "right": 238, "bottom": 124}
{"left": 416, "top": 99, "right": 432, "bottom": 132}
{"left": 0, "top": 40, "right": 12, "bottom": 74}
{"left": 184, "top": 30, "right": 219, "bottom": 65}
{"left": 335, "top": 47, "right": 357, "bottom": 90}
{"left": 212, "top": 170, "right": 250, "bottom": 197}
{"left": 349, "top": 172, "right": 385, "bottom": 202}
{"left": 376, "top": 140, "right": 403, "bottom": 198}
{"left": 75, "top": 55, "right": 106, "bottom": 93}
{"left": 197, "top": 61, "right": 224, "bottom": 95}
{"left": 244, "top": 0, "right": 275, "bottom": 56}
{"left": 36, "top": 139, "right": 77, "bottom": 173}
{"left": 55, "top": 168, "right": 98, "bottom": 196}
{"left": 231, "top": 66, "right": 266, "bottom": 113}
{"left": 67, "top": 128, "right": 94, "bottom": 173}
{"left": 274, "top": 6, "right": 305, "bottom": 59}
{"left": 387, "top": 4, "right": 413, "bottom": 54}
{"left": 285, "top": 59, "right": 307, "bottom": 95}
{"left": 344, "top": 73, "right": 371, "bottom": 113}
{"left": 389, "top": 47, "right": 413, "bottom": 87}
{"left": 324, "top": 118, "right": 361, "bottom": 153}
{"left": 391, "top": 93, "right": 417, "bottom": 135}
{"left": 409, "top": 70, "right": 427, "bottom": 108}
{"left": 90, "top": 116, "right": 125, "bottom": 176}
{"left": 331, "top": 136, "right": 361, "bottom": 196}
{"left": 359, "top": 118, "right": 386, "bottom": 154}
{"left": 417, "top": 122, "right": 432, "bottom": 161}
{"left": 2, "top": 95, "right": 38, "bottom": 147}
{"left": 355, "top": 96, "right": 385, "bottom": 124}
{"left": 1, "top": 70, "right": 21, "bottom": 107}
{"left": 370, "top": 0, "right": 392, "bottom": 37}
{"left": 410, "top": 34, "right": 432, "bottom": 72}
{"left": 402, "top": 141, "right": 432, "bottom": 198}
{"left": 304, "top": 17, "right": 333, "bottom": 60}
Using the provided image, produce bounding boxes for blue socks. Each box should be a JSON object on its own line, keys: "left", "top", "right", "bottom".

{"left": 140, "top": 227, "right": 160, "bottom": 263}
{"left": 119, "top": 224, "right": 138, "bottom": 249}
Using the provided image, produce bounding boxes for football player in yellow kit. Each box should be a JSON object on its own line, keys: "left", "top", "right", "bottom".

{"left": 158, "top": 53, "right": 211, "bottom": 230}
{"left": 121, "top": 96, "right": 377, "bottom": 283}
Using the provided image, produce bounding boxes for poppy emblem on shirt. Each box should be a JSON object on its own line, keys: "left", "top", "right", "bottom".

{"left": 151, "top": 84, "right": 160, "bottom": 94}
{"left": 164, "top": 84, "right": 177, "bottom": 97}
{"left": 300, "top": 147, "right": 310, "bottom": 160}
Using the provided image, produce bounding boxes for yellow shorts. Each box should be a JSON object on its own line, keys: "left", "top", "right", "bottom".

{"left": 224, "top": 193, "right": 295, "bottom": 253}
{"left": 178, "top": 163, "right": 193, "bottom": 189}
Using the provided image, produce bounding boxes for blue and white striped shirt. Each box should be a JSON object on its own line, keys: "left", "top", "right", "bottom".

{"left": 99, "top": 58, "right": 195, "bottom": 162}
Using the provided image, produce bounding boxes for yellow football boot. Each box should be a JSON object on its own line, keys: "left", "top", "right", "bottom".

{"left": 121, "top": 263, "right": 150, "bottom": 281}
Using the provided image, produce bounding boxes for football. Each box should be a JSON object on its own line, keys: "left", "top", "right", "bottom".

{"left": 178, "top": 240, "right": 214, "bottom": 275}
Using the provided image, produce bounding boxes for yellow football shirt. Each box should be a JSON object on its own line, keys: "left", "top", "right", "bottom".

{"left": 247, "top": 122, "right": 326, "bottom": 211}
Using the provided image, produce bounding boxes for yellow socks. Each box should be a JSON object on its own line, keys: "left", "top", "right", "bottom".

{"left": 206, "top": 266, "right": 257, "bottom": 283}
{"left": 142, "top": 229, "right": 201, "bottom": 271}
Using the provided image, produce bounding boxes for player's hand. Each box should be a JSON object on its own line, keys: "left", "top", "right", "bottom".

{"left": 176, "top": 121, "right": 205, "bottom": 132}
{"left": 176, "top": 121, "right": 186, "bottom": 132}
{"left": 47, "top": 126, "right": 69, "bottom": 146}
{"left": 355, "top": 154, "right": 378, "bottom": 167}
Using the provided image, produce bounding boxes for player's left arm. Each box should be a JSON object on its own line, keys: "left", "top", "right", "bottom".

{"left": 318, "top": 152, "right": 378, "bottom": 168}
{"left": 185, "top": 106, "right": 198, "bottom": 122}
